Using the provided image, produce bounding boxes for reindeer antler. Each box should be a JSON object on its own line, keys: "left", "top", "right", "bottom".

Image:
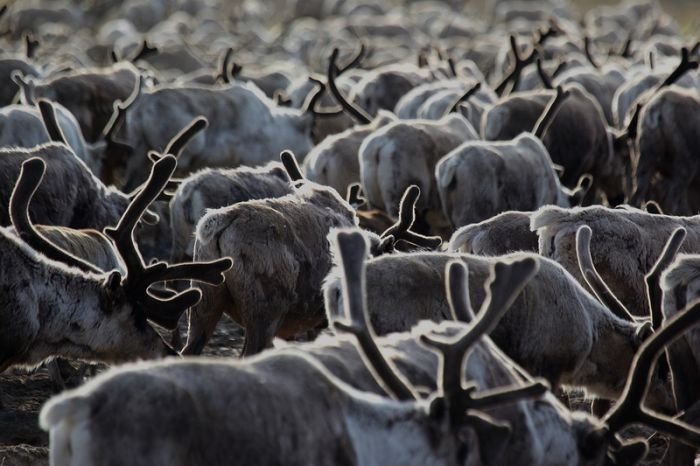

{"left": 645, "top": 228, "right": 686, "bottom": 330}
{"left": 302, "top": 76, "right": 344, "bottom": 118}
{"left": 420, "top": 258, "right": 545, "bottom": 426}
{"left": 36, "top": 99, "right": 67, "bottom": 145}
{"left": 446, "top": 82, "right": 482, "bottom": 115}
{"left": 346, "top": 183, "right": 367, "bottom": 209}
{"left": 535, "top": 58, "right": 554, "bottom": 90}
{"left": 533, "top": 86, "right": 570, "bottom": 140}
{"left": 575, "top": 225, "right": 637, "bottom": 321}
{"left": 280, "top": 150, "right": 304, "bottom": 182}
{"left": 10, "top": 158, "right": 103, "bottom": 274}
{"left": 104, "top": 155, "right": 232, "bottom": 329}
{"left": 601, "top": 296, "right": 700, "bottom": 449}
{"left": 327, "top": 48, "right": 373, "bottom": 124}
{"left": 657, "top": 47, "right": 700, "bottom": 91}
{"left": 494, "top": 35, "right": 538, "bottom": 96}
{"left": 331, "top": 230, "right": 419, "bottom": 401}
{"left": 379, "top": 185, "right": 442, "bottom": 251}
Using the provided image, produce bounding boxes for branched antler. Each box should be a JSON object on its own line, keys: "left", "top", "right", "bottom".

{"left": 24, "top": 32, "right": 39, "bottom": 60}
{"left": 656, "top": 47, "right": 699, "bottom": 91}
{"left": 602, "top": 296, "right": 700, "bottom": 449}
{"left": 494, "top": 35, "right": 538, "bottom": 96}
{"left": 420, "top": 257, "right": 544, "bottom": 425}
{"left": 327, "top": 48, "right": 372, "bottom": 124}
{"left": 346, "top": 183, "right": 367, "bottom": 209}
{"left": 104, "top": 155, "right": 232, "bottom": 329}
{"left": 216, "top": 47, "right": 234, "bottom": 84}
{"left": 379, "top": 185, "right": 442, "bottom": 251}
{"left": 331, "top": 230, "right": 419, "bottom": 401}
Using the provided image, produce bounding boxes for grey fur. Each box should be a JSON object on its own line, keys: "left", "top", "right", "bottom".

{"left": 169, "top": 162, "right": 292, "bottom": 262}
{"left": 449, "top": 211, "right": 537, "bottom": 255}
{"left": 323, "top": 248, "right": 671, "bottom": 406}
{"left": 435, "top": 133, "right": 570, "bottom": 229}
{"left": 183, "top": 182, "right": 357, "bottom": 356}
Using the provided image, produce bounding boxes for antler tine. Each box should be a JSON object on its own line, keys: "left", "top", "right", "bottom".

{"left": 346, "top": 183, "right": 367, "bottom": 208}
{"left": 536, "top": 58, "right": 554, "bottom": 89}
{"left": 645, "top": 228, "right": 686, "bottom": 330}
{"left": 338, "top": 42, "right": 367, "bottom": 74}
{"left": 162, "top": 116, "right": 208, "bottom": 159}
{"left": 494, "top": 35, "right": 539, "bottom": 96}
{"left": 302, "top": 77, "right": 344, "bottom": 117}
{"left": 445, "top": 261, "right": 474, "bottom": 322}
{"left": 575, "top": 225, "right": 637, "bottom": 321}
{"left": 24, "top": 32, "right": 39, "bottom": 60}
{"left": 327, "top": 48, "right": 373, "bottom": 125}
{"left": 217, "top": 47, "right": 234, "bottom": 83}
{"left": 280, "top": 150, "right": 304, "bottom": 182}
{"left": 533, "top": 85, "right": 570, "bottom": 139}
{"left": 657, "top": 47, "right": 700, "bottom": 91}
{"left": 11, "top": 159, "right": 103, "bottom": 274}
{"left": 104, "top": 155, "right": 177, "bottom": 278}
{"left": 380, "top": 185, "right": 442, "bottom": 250}
{"left": 602, "top": 296, "right": 700, "bottom": 448}
{"left": 583, "top": 36, "right": 601, "bottom": 69}
{"left": 102, "top": 75, "right": 143, "bottom": 141}
{"left": 447, "top": 82, "right": 482, "bottom": 115}
{"left": 420, "top": 257, "right": 541, "bottom": 425}
{"left": 332, "top": 230, "right": 419, "bottom": 401}
{"left": 36, "top": 99, "right": 67, "bottom": 145}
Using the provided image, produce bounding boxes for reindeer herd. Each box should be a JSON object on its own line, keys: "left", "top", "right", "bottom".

{"left": 1, "top": 0, "right": 700, "bottom": 464}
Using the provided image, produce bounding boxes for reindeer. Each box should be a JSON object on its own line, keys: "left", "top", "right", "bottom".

{"left": 324, "top": 224, "right": 685, "bottom": 411}
{"left": 436, "top": 86, "right": 591, "bottom": 229}
{"left": 182, "top": 152, "right": 357, "bottom": 356}
{"left": 0, "top": 154, "right": 232, "bottom": 373}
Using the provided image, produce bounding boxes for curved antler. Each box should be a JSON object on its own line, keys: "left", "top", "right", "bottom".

{"left": 533, "top": 86, "right": 570, "bottom": 140}
{"left": 535, "top": 58, "right": 554, "bottom": 90}
{"left": 602, "top": 296, "right": 700, "bottom": 449}
{"left": 447, "top": 82, "right": 482, "bottom": 115}
{"left": 331, "top": 230, "right": 419, "bottom": 401}
{"left": 645, "top": 228, "right": 686, "bottom": 330}
{"left": 327, "top": 48, "right": 373, "bottom": 125}
{"left": 575, "top": 225, "right": 636, "bottom": 321}
{"left": 280, "top": 150, "right": 304, "bottom": 182}
{"left": 10, "top": 158, "right": 103, "bottom": 274}
{"left": 36, "top": 99, "right": 67, "bottom": 145}
{"left": 302, "top": 77, "right": 344, "bottom": 117}
{"left": 657, "top": 47, "right": 699, "bottom": 91}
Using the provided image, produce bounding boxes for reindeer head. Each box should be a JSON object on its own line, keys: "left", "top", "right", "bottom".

{"left": 330, "top": 229, "right": 548, "bottom": 465}
{"left": 10, "top": 132, "right": 232, "bottom": 363}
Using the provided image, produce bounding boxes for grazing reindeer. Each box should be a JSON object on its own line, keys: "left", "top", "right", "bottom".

{"left": 0, "top": 154, "right": 232, "bottom": 372}
{"left": 183, "top": 152, "right": 357, "bottom": 356}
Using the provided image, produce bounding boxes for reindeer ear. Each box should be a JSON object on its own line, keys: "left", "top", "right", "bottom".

{"left": 608, "top": 439, "right": 649, "bottom": 466}
{"left": 105, "top": 270, "right": 122, "bottom": 291}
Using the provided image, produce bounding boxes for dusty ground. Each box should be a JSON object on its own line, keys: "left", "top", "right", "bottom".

{"left": 0, "top": 316, "right": 244, "bottom": 466}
